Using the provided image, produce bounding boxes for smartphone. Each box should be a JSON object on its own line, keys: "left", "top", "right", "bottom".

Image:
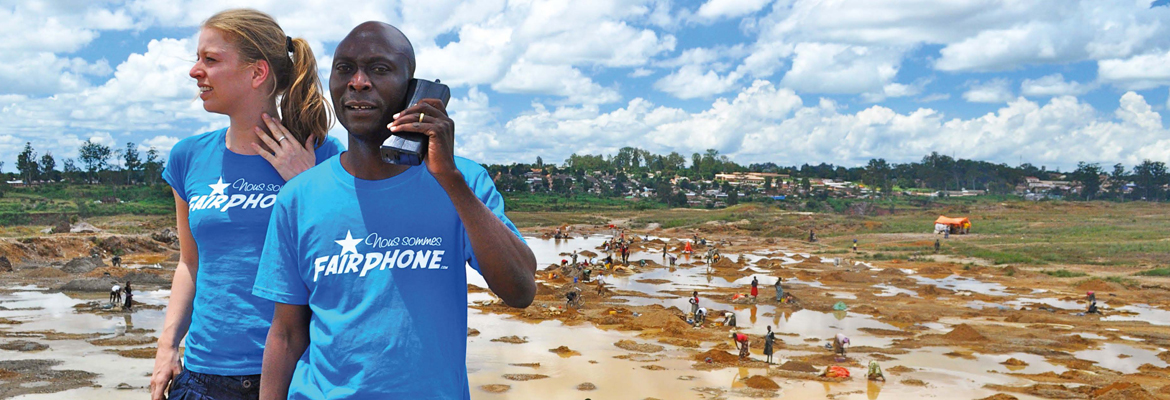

{"left": 380, "top": 78, "right": 451, "bottom": 165}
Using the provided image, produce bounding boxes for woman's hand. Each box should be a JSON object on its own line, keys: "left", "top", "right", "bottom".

{"left": 252, "top": 113, "right": 317, "bottom": 181}
{"left": 149, "top": 345, "right": 183, "bottom": 400}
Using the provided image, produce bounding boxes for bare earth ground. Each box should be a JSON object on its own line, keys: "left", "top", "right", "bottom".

{"left": 0, "top": 201, "right": 1167, "bottom": 399}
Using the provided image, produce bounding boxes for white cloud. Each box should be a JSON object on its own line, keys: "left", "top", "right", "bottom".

{"left": 694, "top": 0, "right": 773, "bottom": 22}
{"left": 917, "top": 93, "right": 950, "bottom": 103}
{"left": 780, "top": 43, "right": 904, "bottom": 94}
{"left": 629, "top": 68, "right": 654, "bottom": 78}
{"left": 963, "top": 79, "right": 1014, "bottom": 103}
{"left": 491, "top": 61, "right": 621, "bottom": 105}
{"left": 140, "top": 135, "right": 181, "bottom": 154}
{"left": 1020, "top": 73, "right": 1091, "bottom": 97}
{"left": 1098, "top": 49, "right": 1170, "bottom": 90}
{"left": 654, "top": 65, "right": 741, "bottom": 99}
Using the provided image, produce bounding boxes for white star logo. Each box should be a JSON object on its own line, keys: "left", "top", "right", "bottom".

{"left": 335, "top": 230, "right": 362, "bottom": 255}
{"left": 208, "top": 177, "right": 229, "bottom": 196}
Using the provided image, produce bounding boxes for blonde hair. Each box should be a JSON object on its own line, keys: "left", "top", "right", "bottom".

{"left": 204, "top": 9, "right": 331, "bottom": 148}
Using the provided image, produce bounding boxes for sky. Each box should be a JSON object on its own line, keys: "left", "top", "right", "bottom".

{"left": 2, "top": 0, "right": 1170, "bottom": 172}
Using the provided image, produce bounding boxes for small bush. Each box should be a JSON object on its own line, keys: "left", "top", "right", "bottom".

{"left": 1042, "top": 269, "right": 1088, "bottom": 278}
{"left": 1134, "top": 268, "right": 1170, "bottom": 277}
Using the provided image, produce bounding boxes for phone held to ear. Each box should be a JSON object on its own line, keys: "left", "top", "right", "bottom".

{"left": 381, "top": 78, "right": 451, "bottom": 165}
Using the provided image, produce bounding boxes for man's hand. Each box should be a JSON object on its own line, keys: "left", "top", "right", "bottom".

{"left": 252, "top": 113, "right": 317, "bottom": 181}
{"left": 388, "top": 99, "right": 457, "bottom": 179}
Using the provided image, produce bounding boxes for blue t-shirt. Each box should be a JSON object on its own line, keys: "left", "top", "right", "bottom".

{"left": 252, "top": 155, "right": 523, "bottom": 399}
{"left": 161, "top": 128, "right": 343, "bottom": 375}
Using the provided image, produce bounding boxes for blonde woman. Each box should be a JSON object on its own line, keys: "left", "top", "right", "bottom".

{"left": 150, "top": 9, "right": 342, "bottom": 400}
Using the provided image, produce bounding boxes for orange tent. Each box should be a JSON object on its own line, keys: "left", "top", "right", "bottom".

{"left": 934, "top": 216, "right": 971, "bottom": 234}
{"left": 934, "top": 216, "right": 969, "bottom": 227}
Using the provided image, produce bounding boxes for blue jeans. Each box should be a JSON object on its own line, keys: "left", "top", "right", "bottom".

{"left": 168, "top": 368, "right": 261, "bottom": 400}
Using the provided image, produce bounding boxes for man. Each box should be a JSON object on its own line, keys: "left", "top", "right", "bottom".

{"left": 254, "top": 22, "right": 537, "bottom": 399}
{"left": 689, "top": 291, "right": 699, "bottom": 318}
{"left": 763, "top": 326, "right": 776, "bottom": 364}
{"left": 110, "top": 282, "right": 122, "bottom": 306}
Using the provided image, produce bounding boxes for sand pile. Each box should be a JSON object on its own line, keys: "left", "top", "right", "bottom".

{"left": 743, "top": 375, "right": 780, "bottom": 389}
{"left": 713, "top": 258, "right": 738, "bottom": 269}
{"left": 777, "top": 361, "right": 819, "bottom": 373}
{"left": 614, "top": 340, "right": 664, "bottom": 353}
{"left": 977, "top": 394, "right": 1018, "bottom": 400}
{"left": 921, "top": 285, "right": 951, "bottom": 296}
{"left": 549, "top": 346, "right": 576, "bottom": 355}
{"left": 502, "top": 374, "right": 549, "bottom": 381}
{"left": 1093, "top": 382, "right": 1156, "bottom": 400}
{"left": 943, "top": 324, "right": 987, "bottom": 341}
{"left": 1001, "top": 358, "right": 1028, "bottom": 366}
{"left": 852, "top": 305, "right": 880, "bottom": 315}
{"left": 822, "top": 271, "right": 871, "bottom": 283}
{"left": 576, "top": 382, "right": 596, "bottom": 390}
{"left": 1075, "top": 279, "right": 1122, "bottom": 292}
{"left": 877, "top": 268, "right": 905, "bottom": 277}
{"left": 479, "top": 384, "right": 510, "bottom": 393}
{"left": 491, "top": 336, "right": 527, "bottom": 344}
{"left": 918, "top": 266, "right": 951, "bottom": 276}
{"left": 694, "top": 349, "right": 738, "bottom": 363}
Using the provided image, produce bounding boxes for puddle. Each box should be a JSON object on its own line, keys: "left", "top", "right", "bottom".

{"left": 872, "top": 284, "right": 917, "bottom": 297}
{"left": 1102, "top": 304, "right": 1170, "bottom": 326}
{"left": 910, "top": 274, "right": 1007, "bottom": 296}
{"left": 1073, "top": 343, "right": 1169, "bottom": 373}
{"left": 1006, "top": 298, "right": 1098, "bottom": 311}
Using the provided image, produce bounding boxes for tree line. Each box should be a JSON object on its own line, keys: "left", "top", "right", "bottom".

{"left": 9, "top": 140, "right": 165, "bottom": 185}
{"left": 485, "top": 147, "right": 1170, "bottom": 202}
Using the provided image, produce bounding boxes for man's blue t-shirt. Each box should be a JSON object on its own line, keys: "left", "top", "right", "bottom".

{"left": 252, "top": 155, "right": 523, "bottom": 399}
{"left": 161, "top": 128, "right": 343, "bottom": 375}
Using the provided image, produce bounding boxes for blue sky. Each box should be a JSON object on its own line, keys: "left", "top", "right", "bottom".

{"left": 2, "top": 0, "right": 1169, "bottom": 172}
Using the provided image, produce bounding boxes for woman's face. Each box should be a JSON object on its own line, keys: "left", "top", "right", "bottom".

{"left": 190, "top": 28, "right": 256, "bottom": 115}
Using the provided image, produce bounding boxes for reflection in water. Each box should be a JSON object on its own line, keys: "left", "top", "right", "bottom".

{"left": 750, "top": 305, "right": 758, "bottom": 324}
{"left": 867, "top": 380, "right": 883, "bottom": 400}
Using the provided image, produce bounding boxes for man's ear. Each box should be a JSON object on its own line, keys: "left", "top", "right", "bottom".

{"left": 251, "top": 59, "right": 272, "bottom": 90}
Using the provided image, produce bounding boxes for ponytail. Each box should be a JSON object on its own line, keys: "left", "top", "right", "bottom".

{"left": 280, "top": 37, "right": 331, "bottom": 148}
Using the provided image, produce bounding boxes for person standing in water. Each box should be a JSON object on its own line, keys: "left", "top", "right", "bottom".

{"left": 763, "top": 326, "right": 776, "bottom": 364}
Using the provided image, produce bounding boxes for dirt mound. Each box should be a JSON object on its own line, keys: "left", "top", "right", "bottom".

{"left": 694, "top": 349, "right": 738, "bottom": 363}
{"left": 977, "top": 394, "right": 1018, "bottom": 400}
{"left": 62, "top": 256, "right": 105, "bottom": 274}
{"left": 851, "top": 305, "right": 880, "bottom": 315}
{"left": 658, "top": 338, "right": 700, "bottom": 348}
{"left": 918, "top": 266, "right": 951, "bottom": 276}
{"left": 877, "top": 268, "right": 905, "bottom": 277}
{"left": 95, "top": 235, "right": 167, "bottom": 255}
{"left": 619, "top": 306, "right": 689, "bottom": 333}
{"left": 59, "top": 278, "right": 118, "bottom": 292}
{"left": 1001, "top": 358, "right": 1028, "bottom": 366}
{"left": 822, "top": 271, "right": 871, "bottom": 283}
{"left": 743, "top": 375, "right": 780, "bottom": 389}
{"left": 614, "top": 340, "right": 664, "bottom": 353}
{"left": 479, "top": 384, "right": 510, "bottom": 393}
{"left": 0, "top": 340, "right": 48, "bottom": 352}
{"left": 942, "top": 324, "right": 987, "bottom": 342}
{"left": 713, "top": 258, "right": 738, "bottom": 269}
{"left": 777, "top": 361, "right": 819, "bottom": 373}
{"left": 491, "top": 336, "right": 527, "bottom": 344}
{"left": 22, "top": 267, "right": 67, "bottom": 278}
{"left": 467, "top": 328, "right": 479, "bottom": 337}
{"left": 1075, "top": 279, "right": 1122, "bottom": 292}
{"left": 576, "top": 382, "right": 596, "bottom": 390}
{"left": 886, "top": 365, "right": 915, "bottom": 374}
{"left": 502, "top": 374, "right": 549, "bottom": 381}
{"left": 1093, "top": 382, "right": 1155, "bottom": 400}
{"left": 920, "top": 285, "right": 951, "bottom": 296}
{"left": 549, "top": 346, "right": 575, "bottom": 355}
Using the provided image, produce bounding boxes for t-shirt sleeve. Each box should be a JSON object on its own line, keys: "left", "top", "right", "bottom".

{"left": 253, "top": 194, "right": 309, "bottom": 305}
{"left": 161, "top": 139, "right": 189, "bottom": 202}
{"left": 459, "top": 160, "right": 525, "bottom": 273}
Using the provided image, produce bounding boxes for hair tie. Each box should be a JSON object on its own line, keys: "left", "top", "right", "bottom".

{"left": 286, "top": 36, "right": 294, "bottom": 53}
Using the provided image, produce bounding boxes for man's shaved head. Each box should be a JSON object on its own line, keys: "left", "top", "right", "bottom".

{"left": 330, "top": 21, "right": 417, "bottom": 137}
{"left": 339, "top": 21, "right": 415, "bottom": 76}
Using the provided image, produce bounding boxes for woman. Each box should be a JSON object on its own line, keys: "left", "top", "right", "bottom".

{"left": 732, "top": 332, "right": 750, "bottom": 361}
{"left": 763, "top": 325, "right": 775, "bottom": 364}
{"left": 150, "top": 9, "right": 342, "bottom": 400}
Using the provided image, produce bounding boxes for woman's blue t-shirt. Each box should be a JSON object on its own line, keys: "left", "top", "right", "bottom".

{"left": 252, "top": 155, "right": 523, "bottom": 399}
{"left": 161, "top": 128, "right": 343, "bottom": 375}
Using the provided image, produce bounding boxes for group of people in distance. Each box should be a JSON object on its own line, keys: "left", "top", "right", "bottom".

{"left": 148, "top": 9, "right": 537, "bottom": 399}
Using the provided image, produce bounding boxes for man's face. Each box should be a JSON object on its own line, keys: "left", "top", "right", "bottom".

{"left": 329, "top": 25, "right": 413, "bottom": 137}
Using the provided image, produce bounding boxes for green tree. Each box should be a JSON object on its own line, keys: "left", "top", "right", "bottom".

{"left": 63, "top": 158, "right": 81, "bottom": 182}
{"left": 142, "top": 148, "right": 164, "bottom": 185}
{"left": 78, "top": 140, "right": 112, "bottom": 180}
{"left": 122, "top": 142, "right": 141, "bottom": 184}
{"left": 727, "top": 188, "right": 738, "bottom": 205}
{"left": 1132, "top": 160, "right": 1168, "bottom": 201}
{"left": 1109, "top": 163, "right": 1129, "bottom": 201}
{"left": 39, "top": 152, "right": 56, "bottom": 181}
{"left": 1070, "top": 162, "right": 1103, "bottom": 200}
{"left": 16, "top": 142, "right": 38, "bottom": 183}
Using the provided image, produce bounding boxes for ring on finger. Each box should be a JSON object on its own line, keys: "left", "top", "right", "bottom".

{"left": 419, "top": 113, "right": 425, "bottom": 123}
{"left": 277, "top": 136, "right": 287, "bottom": 142}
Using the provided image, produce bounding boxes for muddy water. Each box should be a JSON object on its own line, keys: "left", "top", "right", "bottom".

{"left": 0, "top": 236, "right": 1145, "bottom": 399}
{"left": 1073, "top": 343, "right": 1169, "bottom": 374}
